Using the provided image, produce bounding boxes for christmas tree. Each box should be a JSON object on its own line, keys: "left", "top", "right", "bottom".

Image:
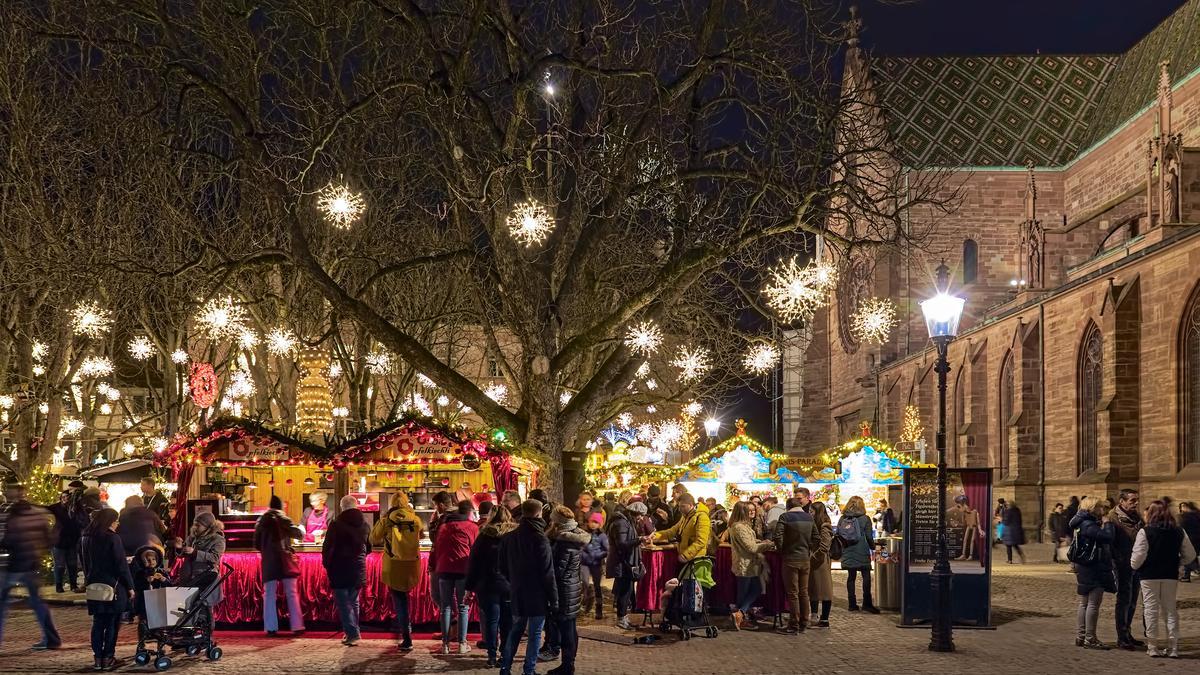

{"left": 900, "top": 405, "right": 924, "bottom": 444}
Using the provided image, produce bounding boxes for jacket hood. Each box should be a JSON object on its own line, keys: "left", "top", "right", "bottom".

{"left": 443, "top": 511, "right": 471, "bottom": 525}
{"left": 134, "top": 542, "right": 165, "bottom": 562}
{"left": 843, "top": 505, "right": 866, "bottom": 518}
{"left": 481, "top": 521, "right": 518, "bottom": 538}
{"left": 1069, "top": 511, "right": 1096, "bottom": 529}
{"left": 337, "top": 507, "right": 366, "bottom": 528}
{"left": 392, "top": 492, "right": 412, "bottom": 509}
{"left": 554, "top": 525, "right": 591, "bottom": 546}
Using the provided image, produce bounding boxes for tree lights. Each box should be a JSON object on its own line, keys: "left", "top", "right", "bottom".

{"left": 71, "top": 301, "right": 113, "bottom": 338}
{"left": 762, "top": 257, "right": 837, "bottom": 321}
{"left": 195, "top": 296, "right": 248, "bottom": 340}
{"left": 851, "top": 297, "right": 899, "bottom": 344}
{"left": 742, "top": 342, "right": 780, "bottom": 375}
{"left": 317, "top": 182, "right": 366, "bottom": 229}
{"left": 671, "top": 345, "right": 711, "bottom": 382}
{"left": 624, "top": 321, "right": 663, "bottom": 356}
{"left": 128, "top": 335, "right": 154, "bottom": 360}
{"left": 506, "top": 199, "right": 555, "bottom": 246}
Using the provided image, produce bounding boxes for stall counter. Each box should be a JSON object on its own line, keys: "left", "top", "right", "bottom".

{"left": 635, "top": 546, "right": 788, "bottom": 614}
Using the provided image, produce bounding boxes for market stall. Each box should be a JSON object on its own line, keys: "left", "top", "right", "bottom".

{"left": 80, "top": 458, "right": 176, "bottom": 513}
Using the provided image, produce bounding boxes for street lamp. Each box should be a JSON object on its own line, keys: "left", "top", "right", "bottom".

{"left": 704, "top": 417, "right": 720, "bottom": 438}
{"left": 919, "top": 260, "right": 965, "bottom": 653}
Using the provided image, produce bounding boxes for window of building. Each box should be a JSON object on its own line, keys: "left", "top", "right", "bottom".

{"left": 487, "top": 358, "right": 502, "bottom": 378}
{"left": 1182, "top": 287, "right": 1200, "bottom": 466}
{"left": 962, "top": 239, "right": 978, "bottom": 284}
{"left": 999, "top": 351, "right": 1015, "bottom": 478}
{"left": 953, "top": 366, "right": 965, "bottom": 466}
{"left": 1078, "top": 323, "right": 1102, "bottom": 474}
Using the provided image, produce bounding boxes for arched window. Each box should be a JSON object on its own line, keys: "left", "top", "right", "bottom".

{"left": 953, "top": 365, "right": 965, "bottom": 466}
{"left": 1078, "top": 323, "right": 1102, "bottom": 474}
{"left": 1181, "top": 285, "right": 1200, "bottom": 467}
{"left": 962, "top": 239, "right": 978, "bottom": 284}
{"left": 999, "top": 351, "right": 1015, "bottom": 477}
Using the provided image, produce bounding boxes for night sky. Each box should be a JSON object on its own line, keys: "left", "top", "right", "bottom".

{"left": 726, "top": 0, "right": 1187, "bottom": 449}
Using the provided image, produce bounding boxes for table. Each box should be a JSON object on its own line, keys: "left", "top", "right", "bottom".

{"left": 635, "top": 547, "right": 787, "bottom": 614}
{"left": 203, "top": 551, "right": 476, "bottom": 626}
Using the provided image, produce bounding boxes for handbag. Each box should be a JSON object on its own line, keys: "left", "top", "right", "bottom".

{"left": 1067, "top": 527, "right": 1099, "bottom": 565}
{"left": 85, "top": 582, "right": 116, "bottom": 602}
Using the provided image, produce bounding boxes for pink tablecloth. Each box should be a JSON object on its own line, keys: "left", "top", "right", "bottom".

{"left": 635, "top": 547, "right": 786, "bottom": 614}
{"left": 204, "top": 551, "right": 476, "bottom": 626}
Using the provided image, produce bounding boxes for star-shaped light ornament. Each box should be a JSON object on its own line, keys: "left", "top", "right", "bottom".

{"left": 742, "top": 342, "right": 780, "bottom": 376}
{"left": 317, "top": 183, "right": 366, "bottom": 229}
{"left": 506, "top": 199, "right": 554, "bottom": 246}
{"left": 763, "top": 257, "right": 838, "bottom": 322}
{"left": 851, "top": 297, "right": 899, "bottom": 344}
{"left": 624, "top": 321, "right": 663, "bottom": 356}
{"left": 671, "top": 345, "right": 711, "bottom": 383}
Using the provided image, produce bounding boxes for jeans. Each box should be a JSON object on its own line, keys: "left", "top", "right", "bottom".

{"left": 438, "top": 574, "right": 468, "bottom": 645}
{"left": 613, "top": 577, "right": 635, "bottom": 618}
{"left": 0, "top": 571, "right": 61, "bottom": 648}
{"left": 554, "top": 615, "right": 578, "bottom": 673}
{"left": 263, "top": 578, "right": 305, "bottom": 632}
{"left": 1114, "top": 564, "right": 1137, "bottom": 641}
{"left": 501, "top": 614, "right": 546, "bottom": 675}
{"left": 90, "top": 612, "right": 121, "bottom": 659}
{"left": 1076, "top": 587, "right": 1104, "bottom": 640}
{"left": 733, "top": 576, "right": 762, "bottom": 614}
{"left": 332, "top": 587, "right": 361, "bottom": 640}
{"left": 52, "top": 545, "right": 79, "bottom": 591}
{"left": 390, "top": 589, "right": 411, "bottom": 640}
{"left": 1140, "top": 579, "right": 1180, "bottom": 648}
{"left": 430, "top": 571, "right": 441, "bottom": 607}
{"left": 783, "top": 562, "right": 811, "bottom": 628}
{"left": 581, "top": 564, "right": 603, "bottom": 612}
{"left": 845, "top": 567, "right": 873, "bottom": 608}
{"left": 479, "top": 594, "right": 512, "bottom": 661}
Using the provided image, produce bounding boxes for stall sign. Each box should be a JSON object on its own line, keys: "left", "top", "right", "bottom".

{"left": 227, "top": 437, "right": 292, "bottom": 462}
{"left": 368, "top": 434, "right": 463, "bottom": 460}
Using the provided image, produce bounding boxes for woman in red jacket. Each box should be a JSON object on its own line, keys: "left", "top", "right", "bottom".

{"left": 433, "top": 500, "right": 479, "bottom": 655}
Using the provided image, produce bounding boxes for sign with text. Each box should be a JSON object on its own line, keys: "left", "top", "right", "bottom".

{"left": 901, "top": 467, "right": 992, "bottom": 628}
{"left": 226, "top": 437, "right": 292, "bottom": 463}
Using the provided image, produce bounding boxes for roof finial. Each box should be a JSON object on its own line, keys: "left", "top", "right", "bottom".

{"left": 846, "top": 5, "right": 862, "bottom": 48}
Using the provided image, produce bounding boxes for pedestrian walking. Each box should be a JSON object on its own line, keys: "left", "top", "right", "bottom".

{"left": 467, "top": 502, "right": 517, "bottom": 667}
{"left": 0, "top": 483, "right": 61, "bottom": 652}
{"left": 499, "top": 499, "right": 558, "bottom": 675}
{"left": 47, "top": 490, "right": 82, "bottom": 593}
{"left": 773, "top": 497, "right": 818, "bottom": 633}
{"left": 434, "top": 499, "right": 479, "bottom": 655}
{"left": 1069, "top": 497, "right": 1116, "bottom": 649}
{"left": 579, "top": 513, "right": 608, "bottom": 620}
{"left": 838, "top": 495, "right": 878, "bottom": 613}
{"left": 1048, "top": 503, "right": 1069, "bottom": 563}
{"left": 371, "top": 491, "right": 424, "bottom": 651}
{"left": 81, "top": 508, "right": 133, "bottom": 671}
{"left": 254, "top": 495, "right": 305, "bottom": 636}
{"left": 1111, "top": 489, "right": 1144, "bottom": 650}
{"left": 1002, "top": 500, "right": 1026, "bottom": 563}
{"left": 606, "top": 501, "right": 644, "bottom": 631}
{"left": 728, "top": 501, "right": 772, "bottom": 630}
{"left": 1131, "top": 499, "right": 1197, "bottom": 658}
{"left": 322, "top": 495, "right": 371, "bottom": 646}
{"left": 546, "top": 506, "right": 589, "bottom": 675}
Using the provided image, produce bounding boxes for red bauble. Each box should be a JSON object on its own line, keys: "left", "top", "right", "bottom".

{"left": 188, "top": 362, "right": 218, "bottom": 408}
{"left": 286, "top": 478, "right": 294, "bottom": 485}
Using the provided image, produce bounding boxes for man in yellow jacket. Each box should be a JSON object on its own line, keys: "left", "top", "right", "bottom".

{"left": 370, "top": 492, "right": 424, "bottom": 652}
{"left": 647, "top": 494, "right": 710, "bottom": 563}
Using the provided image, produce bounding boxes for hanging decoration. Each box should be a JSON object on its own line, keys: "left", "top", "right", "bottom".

{"left": 266, "top": 327, "right": 298, "bottom": 356}
{"left": 624, "top": 321, "right": 663, "bottom": 356}
{"left": 317, "top": 182, "right": 366, "bottom": 229}
{"left": 71, "top": 301, "right": 113, "bottom": 338}
{"left": 850, "top": 297, "right": 898, "bottom": 345}
{"left": 195, "top": 296, "right": 248, "bottom": 340}
{"left": 295, "top": 348, "right": 333, "bottom": 439}
{"left": 742, "top": 342, "right": 780, "bottom": 375}
{"left": 188, "top": 362, "right": 218, "bottom": 409}
{"left": 128, "top": 336, "right": 154, "bottom": 361}
{"left": 671, "top": 345, "right": 711, "bottom": 382}
{"left": 900, "top": 404, "right": 924, "bottom": 444}
{"left": 78, "top": 355, "right": 114, "bottom": 379}
{"left": 506, "top": 199, "right": 554, "bottom": 246}
{"left": 762, "top": 256, "right": 838, "bottom": 322}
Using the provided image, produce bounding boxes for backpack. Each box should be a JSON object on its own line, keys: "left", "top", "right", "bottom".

{"left": 836, "top": 515, "right": 861, "bottom": 545}
{"left": 828, "top": 535, "right": 845, "bottom": 561}
{"left": 1067, "top": 526, "right": 1100, "bottom": 565}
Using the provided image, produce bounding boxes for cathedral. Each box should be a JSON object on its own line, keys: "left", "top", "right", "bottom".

{"left": 787, "top": 0, "right": 1200, "bottom": 539}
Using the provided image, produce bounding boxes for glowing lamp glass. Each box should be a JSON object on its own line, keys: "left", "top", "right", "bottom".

{"left": 920, "top": 293, "right": 965, "bottom": 339}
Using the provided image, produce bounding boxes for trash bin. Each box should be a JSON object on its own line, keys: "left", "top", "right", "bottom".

{"left": 874, "top": 536, "right": 903, "bottom": 611}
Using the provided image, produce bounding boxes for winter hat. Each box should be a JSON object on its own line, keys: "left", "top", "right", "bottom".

{"left": 588, "top": 512, "right": 604, "bottom": 526}
{"left": 550, "top": 505, "right": 575, "bottom": 526}
{"left": 647, "top": 485, "right": 661, "bottom": 498}
{"left": 626, "top": 501, "right": 647, "bottom": 515}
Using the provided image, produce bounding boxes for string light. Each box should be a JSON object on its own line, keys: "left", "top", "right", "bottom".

{"left": 195, "top": 296, "right": 248, "bottom": 340}
{"left": 624, "top": 321, "right": 663, "bottom": 356}
{"left": 483, "top": 383, "right": 509, "bottom": 405}
{"left": 71, "top": 301, "right": 113, "bottom": 338}
{"left": 295, "top": 348, "right": 332, "bottom": 436}
{"left": 365, "top": 350, "right": 392, "bottom": 374}
{"left": 317, "top": 182, "right": 366, "bottom": 229}
{"left": 671, "top": 345, "right": 711, "bottom": 382}
{"left": 763, "top": 257, "right": 838, "bottom": 321}
{"left": 78, "top": 355, "right": 114, "bottom": 378}
{"left": 506, "top": 199, "right": 554, "bottom": 246}
{"left": 128, "top": 336, "right": 154, "bottom": 361}
{"left": 743, "top": 342, "right": 781, "bottom": 376}
{"left": 266, "top": 327, "right": 298, "bottom": 356}
{"left": 851, "top": 297, "right": 899, "bottom": 344}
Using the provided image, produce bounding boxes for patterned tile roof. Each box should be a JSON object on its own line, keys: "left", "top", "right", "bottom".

{"left": 870, "top": 0, "right": 1200, "bottom": 167}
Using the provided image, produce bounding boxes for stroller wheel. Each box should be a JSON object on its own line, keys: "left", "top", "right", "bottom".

{"left": 186, "top": 645, "right": 202, "bottom": 656}
{"left": 659, "top": 622, "right": 670, "bottom": 634}
{"left": 705, "top": 626, "right": 719, "bottom": 638}
{"left": 154, "top": 655, "right": 172, "bottom": 671}
{"left": 134, "top": 651, "right": 151, "bottom": 666}
{"left": 206, "top": 646, "right": 223, "bottom": 661}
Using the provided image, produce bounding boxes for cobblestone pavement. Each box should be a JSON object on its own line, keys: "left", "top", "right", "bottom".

{"left": 2, "top": 544, "right": 1198, "bottom": 673}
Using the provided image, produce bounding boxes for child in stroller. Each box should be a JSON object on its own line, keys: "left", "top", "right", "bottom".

{"left": 133, "top": 556, "right": 231, "bottom": 672}
{"left": 659, "top": 557, "right": 719, "bottom": 640}
{"left": 131, "top": 541, "right": 172, "bottom": 620}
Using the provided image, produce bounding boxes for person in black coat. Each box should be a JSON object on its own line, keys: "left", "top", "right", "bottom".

{"left": 117, "top": 495, "right": 166, "bottom": 557}
{"left": 1001, "top": 502, "right": 1026, "bottom": 563}
{"left": 82, "top": 508, "right": 135, "bottom": 670}
{"left": 48, "top": 491, "right": 83, "bottom": 593}
{"left": 1069, "top": 498, "right": 1116, "bottom": 649}
{"left": 605, "top": 504, "right": 643, "bottom": 630}
{"left": 543, "top": 507, "right": 589, "bottom": 675}
{"left": 1180, "top": 501, "right": 1200, "bottom": 581}
{"left": 254, "top": 495, "right": 305, "bottom": 635}
{"left": 466, "top": 505, "right": 517, "bottom": 667}
{"left": 322, "top": 496, "right": 371, "bottom": 646}
{"left": 499, "top": 500, "right": 558, "bottom": 675}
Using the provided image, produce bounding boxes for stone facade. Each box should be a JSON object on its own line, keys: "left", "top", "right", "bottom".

{"left": 792, "top": 1, "right": 1200, "bottom": 540}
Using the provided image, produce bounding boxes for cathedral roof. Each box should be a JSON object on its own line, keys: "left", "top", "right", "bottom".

{"left": 870, "top": 0, "right": 1200, "bottom": 168}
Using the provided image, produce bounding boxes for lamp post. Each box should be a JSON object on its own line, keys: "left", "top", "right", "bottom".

{"left": 919, "top": 261, "right": 965, "bottom": 653}
{"left": 704, "top": 418, "right": 720, "bottom": 449}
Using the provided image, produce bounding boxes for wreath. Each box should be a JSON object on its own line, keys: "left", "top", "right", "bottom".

{"left": 189, "top": 362, "right": 218, "bottom": 409}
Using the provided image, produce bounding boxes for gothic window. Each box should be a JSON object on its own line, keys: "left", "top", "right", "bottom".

{"left": 1078, "top": 323, "right": 1102, "bottom": 474}
{"left": 1181, "top": 286, "right": 1200, "bottom": 466}
{"left": 487, "top": 357, "right": 502, "bottom": 378}
{"left": 962, "top": 239, "right": 978, "bottom": 285}
{"left": 953, "top": 366, "right": 964, "bottom": 466}
{"left": 999, "top": 351, "right": 1015, "bottom": 478}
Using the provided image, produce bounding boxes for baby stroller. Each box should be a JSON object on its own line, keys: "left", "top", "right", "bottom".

{"left": 659, "top": 556, "right": 719, "bottom": 640}
{"left": 134, "top": 562, "right": 233, "bottom": 671}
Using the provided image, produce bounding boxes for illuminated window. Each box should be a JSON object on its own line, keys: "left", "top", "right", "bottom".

{"left": 1078, "top": 324, "right": 1102, "bottom": 474}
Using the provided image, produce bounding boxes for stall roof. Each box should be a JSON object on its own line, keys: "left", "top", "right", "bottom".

{"left": 81, "top": 458, "right": 154, "bottom": 482}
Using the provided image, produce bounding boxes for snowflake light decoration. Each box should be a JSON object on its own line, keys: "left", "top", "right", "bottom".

{"left": 635, "top": 362, "right": 651, "bottom": 378}
{"left": 851, "top": 297, "right": 899, "bottom": 344}
{"left": 171, "top": 349, "right": 189, "bottom": 365}
{"left": 328, "top": 362, "right": 343, "bottom": 379}
{"left": 99, "top": 402, "right": 113, "bottom": 415}
{"left": 104, "top": 387, "right": 121, "bottom": 402}
{"left": 238, "top": 330, "right": 260, "bottom": 350}
{"left": 151, "top": 437, "right": 169, "bottom": 454}
{"left": 32, "top": 365, "right": 46, "bottom": 377}
{"left": 404, "top": 392, "right": 433, "bottom": 416}
{"left": 31, "top": 341, "right": 47, "bottom": 362}
{"left": 559, "top": 391, "right": 572, "bottom": 406}
{"left": 38, "top": 401, "right": 49, "bottom": 414}
{"left": 644, "top": 379, "right": 658, "bottom": 391}
{"left": 78, "top": 355, "right": 114, "bottom": 379}
{"left": 506, "top": 199, "right": 554, "bottom": 246}
{"left": 617, "top": 412, "right": 634, "bottom": 428}
{"left": 122, "top": 442, "right": 136, "bottom": 456}
{"left": 317, "top": 182, "right": 366, "bottom": 229}
{"left": 483, "top": 383, "right": 509, "bottom": 405}
{"left": 266, "top": 327, "right": 297, "bottom": 356}
{"left": 128, "top": 336, "right": 154, "bottom": 361}
{"left": 0, "top": 394, "right": 13, "bottom": 409}
{"left": 683, "top": 400, "right": 703, "bottom": 417}
{"left": 436, "top": 394, "right": 451, "bottom": 407}
{"left": 743, "top": 342, "right": 781, "bottom": 376}
{"left": 762, "top": 257, "right": 838, "bottom": 322}
{"left": 364, "top": 350, "right": 392, "bottom": 374}
{"left": 652, "top": 419, "right": 684, "bottom": 451}
{"left": 61, "top": 416, "right": 85, "bottom": 437}
{"left": 624, "top": 321, "right": 663, "bottom": 356}
{"left": 671, "top": 345, "right": 711, "bottom": 382}
{"left": 229, "top": 370, "right": 255, "bottom": 399}
{"left": 645, "top": 405, "right": 657, "bottom": 414}
{"left": 71, "top": 301, "right": 113, "bottom": 338}
{"left": 195, "top": 296, "right": 248, "bottom": 340}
